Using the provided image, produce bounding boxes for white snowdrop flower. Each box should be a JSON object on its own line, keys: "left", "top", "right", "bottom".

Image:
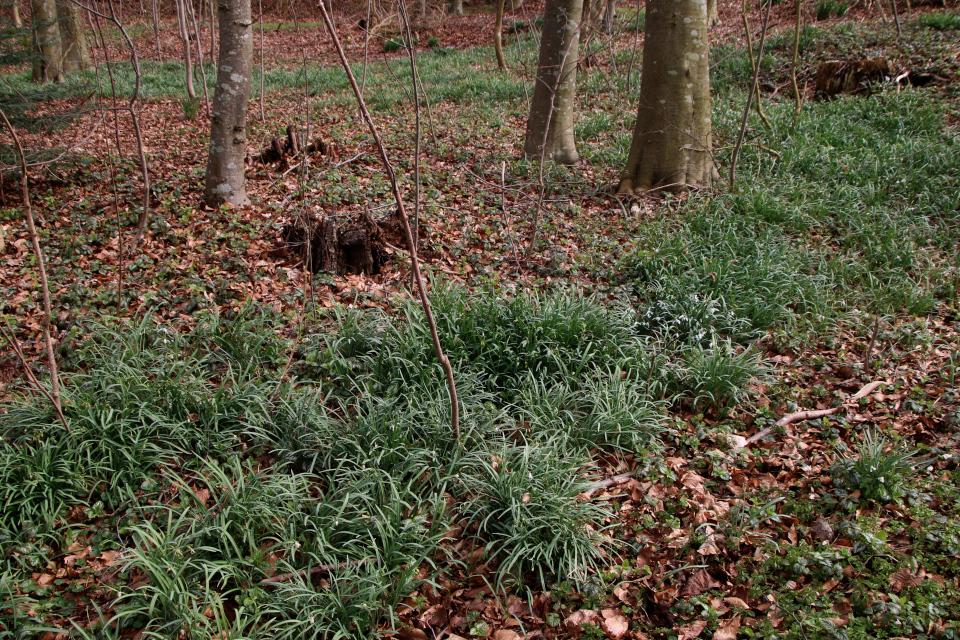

{"left": 878, "top": 477, "right": 885, "bottom": 483}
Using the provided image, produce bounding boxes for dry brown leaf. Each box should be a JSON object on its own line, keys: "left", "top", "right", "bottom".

{"left": 698, "top": 532, "right": 726, "bottom": 556}
{"left": 890, "top": 568, "right": 924, "bottom": 592}
{"left": 712, "top": 615, "right": 740, "bottom": 640}
{"left": 194, "top": 487, "right": 210, "bottom": 504}
{"left": 600, "top": 609, "right": 629, "bottom": 639}
{"left": 492, "top": 631, "right": 521, "bottom": 640}
{"left": 565, "top": 610, "right": 599, "bottom": 627}
{"left": 681, "top": 569, "right": 722, "bottom": 597}
{"left": 677, "top": 619, "right": 708, "bottom": 640}
{"left": 395, "top": 627, "right": 429, "bottom": 640}
{"left": 723, "top": 597, "right": 749, "bottom": 610}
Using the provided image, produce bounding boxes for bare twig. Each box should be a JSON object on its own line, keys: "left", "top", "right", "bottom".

{"left": 791, "top": 0, "right": 803, "bottom": 117}
{"left": 729, "top": 0, "right": 773, "bottom": 189}
{"left": 0, "top": 321, "right": 69, "bottom": 431}
{"left": 319, "top": 2, "right": 460, "bottom": 439}
{"left": 0, "top": 109, "right": 68, "bottom": 431}
{"left": 863, "top": 315, "right": 882, "bottom": 373}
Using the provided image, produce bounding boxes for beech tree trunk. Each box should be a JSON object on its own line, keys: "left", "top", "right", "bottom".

{"left": 707, "top": 0, "right": 720, "bottom": 26}
{"left": 523, "top": 0, "right": 583, "bottom": 165}
{"left": 449, "top": 0, "right": 463, "bottom": 15}
{"left": 603, "top": 0, "right": 616, "bottom": 31}
{"left": 204, "top": 0, "right": 252, "bottom": 207}
{"left": 31, "top": 0, "right": 63, "bottom": 83}
{"left": 56, "top": 0, "right": 90, "bottom": 73}
{"left": 175, "top": 0, "right": 196, "bottom": 99}
{"left": 2, "top": 0, "right": 22, "bottom": 27}
{"left": 618, "top": 0, "right": 713, "bottom": 193}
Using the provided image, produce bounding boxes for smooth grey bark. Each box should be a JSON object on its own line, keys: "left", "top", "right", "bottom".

{"left": 523, "top": 0, "right": 582, "bottom": 165}
{"left": 707, "top": 0, "right": 720, "bottom": 26}
{"left": 618, "top": 0, "right": 714, "bottom": 193}
{"left": 31, "top": 0, "right": 63, "bottom": 83}
{"left": 603, "top": 0, "right": 616, "bottom": 31}
{"left": 56, "top": 0, "right": 90, "bottom": 73}
{"left": 175, "top": 0, "right": 196, "bottom": 99}
{"left": 3, "top": 0, "right": 22, "bottom": 27}
{"left": 449, "top": 0, "right": 463, "bottom": 15}
{"left": 204, "top": 0, "right": 253, "bottom": 207}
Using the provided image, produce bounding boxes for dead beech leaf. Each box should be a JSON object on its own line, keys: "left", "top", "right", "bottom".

{"left": 492, "top": 631, "right": 521, "bottom": 640}
{"left": 681, "top": 569, "right": 722, "bottom": 597}
{"left": 600, "top": 609, "right": 629, "bottom": 639}
{"left": 712, "top": 615, "right": 740, "bottom": 640}
{"left": 769, "top": 607, "right": 784, "bottom": 629}
{"left": 722, "top": 596, "right": 749, "bottom": 610}
{"left": 395, "top": 627, "right": 428, "bottom": 640}
{"left": 890, "top": 568, "right": 924, "bottom": 592}
{"left": 677, "top": 619, "right": 708, "bottom": 640}
{"left": 565, "top": 609, "right": 599, "bottom": 627}
{"left": 194, "top": 487, "right": 210, "bottom": 505}
{"left": 100, "top": 550, "right": 121, "bottom": 566}
{"left": 698, "top": 532, "right": 726, "bottom": 556}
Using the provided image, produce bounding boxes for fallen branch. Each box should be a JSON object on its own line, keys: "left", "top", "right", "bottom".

{"left": 259, "top": 558, "right": 372, "bottom": 586}
{"left": 742, "top": 381, "right": 884, "bottom": 447}
{"left": 582, "top": 472, "right": 634, "bottom": 499}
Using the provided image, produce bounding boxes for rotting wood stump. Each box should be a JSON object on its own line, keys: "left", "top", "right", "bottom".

{"left": 279, "top": 208, "right": 422, "bottom": 276}
{"left": 815, "top": 58, "right": 890, "bottom": 97}
{"left": 253, "top": 124, "right": 339, "bottom": 168}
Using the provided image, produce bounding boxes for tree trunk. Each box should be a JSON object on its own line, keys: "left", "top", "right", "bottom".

{"left": 603, "top": 0, "right": 616, "bottom": 31}
{"left": 31, "top": 0, "right": 63, "bottom": 83}
{"left": 2, "top": 0, "right": 22, "bottom": 27}
{"left": 494, "top": 0, "right": 506, "bottom": 69}
{"left": 175, "top": 0, "right": 196, "bottom": 99}
{"left": 449, "top": 0, "right": 463, "bottom": 15}
{"left": 56, "top": 0, "right": 90, "bottom": 73}
{"left": 509, "top": 0, "right": 524, "bottom": 8}
{"left": 523, "top": 0, "right": 582, "bottom": 165}
{"left": 707, "top": 0, "right": 718, "bottom": 26}
{"left": 618, "top": 0, "right": 713, "bottom": 193}
{"left": 204, "top": 0, "right": 252, "bottom": 207}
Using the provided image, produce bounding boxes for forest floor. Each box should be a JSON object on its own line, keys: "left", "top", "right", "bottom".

{"left": 1, "top": 1, "right": 960, "bottom": 639}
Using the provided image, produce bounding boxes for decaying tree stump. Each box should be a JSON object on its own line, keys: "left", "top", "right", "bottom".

{"left": 282, "top": 209, "right": 386, "bottom": 275}
{"left": 815, "top": 58, "right": 890, "bottom": 97}
{"left": 254, "top": 124, "right": 339, "bottom": 166}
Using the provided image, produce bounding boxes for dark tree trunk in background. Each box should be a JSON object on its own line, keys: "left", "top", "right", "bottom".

{"left": 56, "top": 0, "right": 90, "bottom": 73}
{"left": 204, "top": 0, "right": 253, "bottom": 207}
{"left": 31, "top": 0, "right": 63, "bottom": 83}
{"left": 618, "top": 0, "right": 714, "bottom": 193}
{"left": 523, "top": 0, "right": 583, "bottom": 165}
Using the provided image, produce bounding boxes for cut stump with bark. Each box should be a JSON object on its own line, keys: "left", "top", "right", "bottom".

{"left": 815, "top": 59, "right": 890, "bottom": 97}
{"left": 280, "top": 209, "right": 425, "bottom": 276}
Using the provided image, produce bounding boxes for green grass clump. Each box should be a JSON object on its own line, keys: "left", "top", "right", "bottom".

{"left": 0, "top": 290, "right": 675, "bottom": 635}
{"left": 911, "top": 11, "right": 960, "bottom": 30}
{"left": 831, "top": 429, "right": 923, "bottom": 504}
{"left": 815, "top": 0, "right": 849, "bottom": 20}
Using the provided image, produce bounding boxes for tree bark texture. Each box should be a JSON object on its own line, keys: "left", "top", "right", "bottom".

{"left": 707, "top": 0, "right": 719, "bottom": 26}
{"left": 449, "top": 0, "right": 463, "bottom": 15}
{"left": 56, "top": 0, "right": 90, "bottom": 73}
{"left": 494, "top": 0, "right": 506, "bottom": 69}
{"left": 204, "top": 0, "right": 253, "bottom": 207}
{"left": 618, "top": 0, "right": 713, "bottom": 193}
{"left": 523, "top": 0, "right": 583, "bottom": 165}
{"left": 3, "top": 0, "right": 22, "bottom": 27}
{"left": 31, "top": 0, "right": 63, "bottom": 83}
